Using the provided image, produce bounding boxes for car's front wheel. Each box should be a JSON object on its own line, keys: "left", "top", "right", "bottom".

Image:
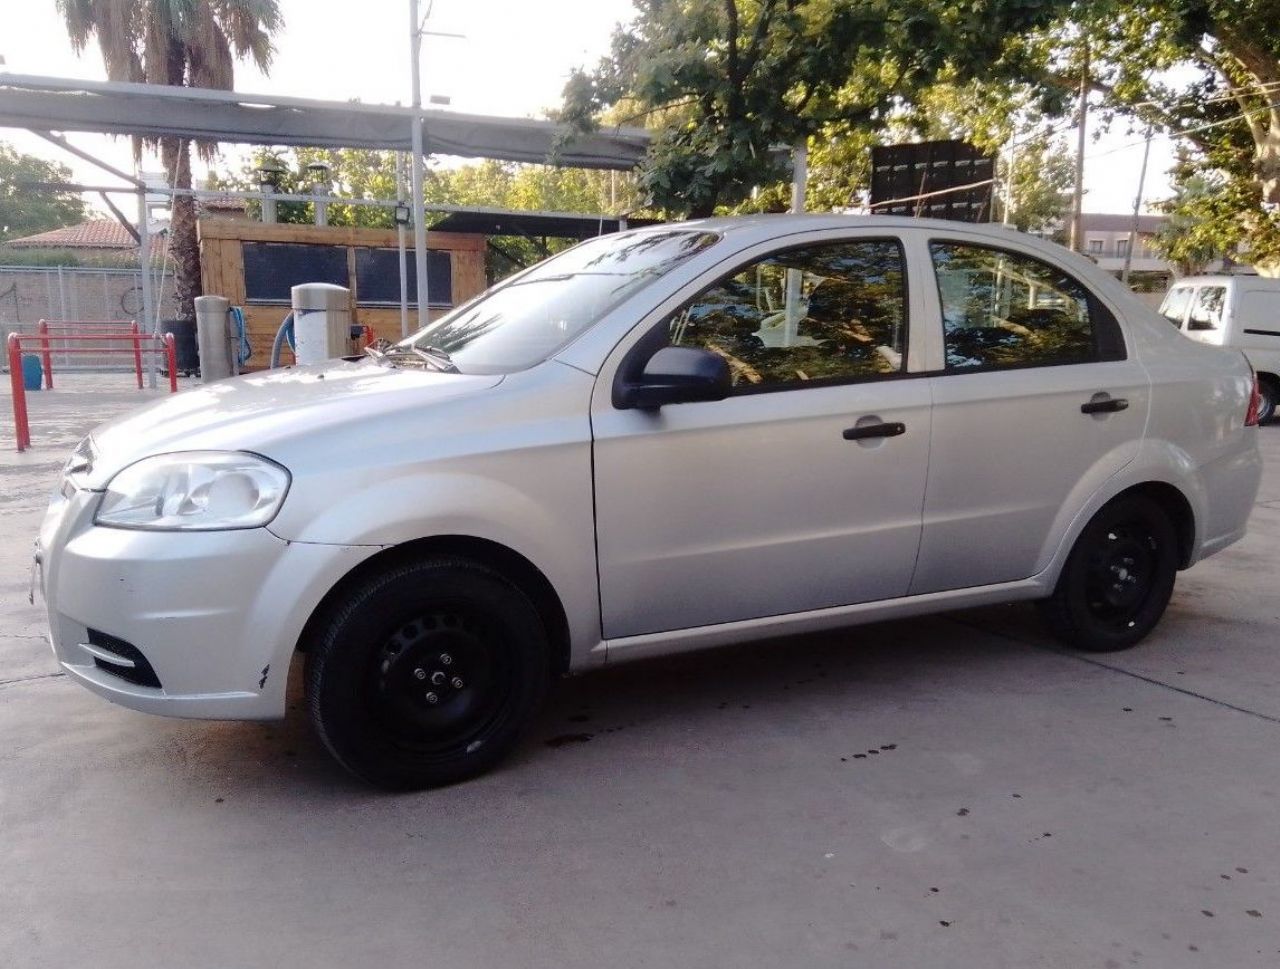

{"left": 1037, "top": 494, "right": 1179, "bottom": 652}
{"left": 305, "top": 555, "right": 549, "bottom": 790}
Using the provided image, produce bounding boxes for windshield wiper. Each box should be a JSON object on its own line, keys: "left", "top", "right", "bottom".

{"left": 372, "top": 343, "right": 460, "bottom": 373}
{"left": 414, "top": 344, "right": 459, "bottom": 373}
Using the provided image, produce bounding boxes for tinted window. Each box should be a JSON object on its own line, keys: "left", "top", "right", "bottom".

{"left": 1188, "top": 286, "right": 1225, "bottom": 331}
{"left": 401, "top": 229, "right": 718, "bottom": 374}
{"left": 930, "top": 242, "right": 1099, "bottom": 370}
{"left": 1160, "top": 287, "right": 1192, "bottom": 327}
{"left": 663, "top": 241, "right": 907, "bottom": 391}
{"left": 242, "top": 243, "right": 349, "bottom": 303}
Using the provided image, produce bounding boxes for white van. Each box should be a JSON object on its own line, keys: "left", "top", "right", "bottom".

{"left": 1160, "top": 275, "right": 1280, "bottom": 423}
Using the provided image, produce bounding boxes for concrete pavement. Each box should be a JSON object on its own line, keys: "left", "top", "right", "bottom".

{"left": 2, "top": 375, "right": 1278, "bottom": 968}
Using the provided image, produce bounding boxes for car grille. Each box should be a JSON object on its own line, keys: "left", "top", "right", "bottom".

{"left": 85, "top": 629, "right": 162, "bottom": 689}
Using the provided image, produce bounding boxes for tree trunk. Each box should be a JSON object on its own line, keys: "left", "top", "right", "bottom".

{"left": 1256, "top": 123, "right": 1280, "bottom": 208}
{"left": 161, "top": 136, "right": 200, "bottom": 322}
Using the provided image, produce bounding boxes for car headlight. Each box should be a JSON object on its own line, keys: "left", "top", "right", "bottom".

{"left": 94, "top": 451, "right": 291, "bottom": 531}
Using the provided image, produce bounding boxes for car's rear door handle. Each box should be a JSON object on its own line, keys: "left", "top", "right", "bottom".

{"left": 1081, "top": 396, "right": 1129, "bottom": 414}
{"left": 842, "top": 421, "right": 906, "bottom": 440}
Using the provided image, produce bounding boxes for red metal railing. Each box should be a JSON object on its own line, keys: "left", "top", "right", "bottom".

{"left": 37, "top": 320, "right": 143, "bottom": 389}
{"left": 7, "top": 328, "right": 178, "bottom": 452}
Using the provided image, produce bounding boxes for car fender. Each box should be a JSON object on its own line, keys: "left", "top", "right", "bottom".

{"left": 1034, "top": 437, "right": 1207, "bottom": 590}
{"left": 269, "top": 467, "right": 603, "bottom": 671}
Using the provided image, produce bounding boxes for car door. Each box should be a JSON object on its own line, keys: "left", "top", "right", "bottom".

{"left": 591, "top": 235, "right": 932, "bottom": 640}
{"left": 910, "top": 238, "right": 1150, "bottom": 595}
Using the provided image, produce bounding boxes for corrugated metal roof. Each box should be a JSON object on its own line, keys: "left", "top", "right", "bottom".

{"left": 0, "top": 74, "right": 650, "bottom": 170}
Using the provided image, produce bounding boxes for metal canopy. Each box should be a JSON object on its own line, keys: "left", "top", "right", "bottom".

{"left": 432, "top": 210, "right": 660, "bottom": 238}
{"left": 0, "top": 73, "right": 650, "bottom": 169}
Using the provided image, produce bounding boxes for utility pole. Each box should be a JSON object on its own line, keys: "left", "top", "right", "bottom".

{"left": 1069, "top": 46, "right": 1090, "bottom": 253}
{"left": 1122, "top": 125, "right": 1154, "bottom": 285}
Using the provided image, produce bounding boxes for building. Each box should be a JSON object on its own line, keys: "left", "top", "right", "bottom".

{"left": 1078, "top": 213, "right": 1170, "bottom": 277}
{"left": 3, "top": 218, "right": 167, "bottom": 263}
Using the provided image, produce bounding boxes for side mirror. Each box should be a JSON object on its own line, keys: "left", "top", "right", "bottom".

{"left": 616, "top": 346, "right": 732, "bottom": 409}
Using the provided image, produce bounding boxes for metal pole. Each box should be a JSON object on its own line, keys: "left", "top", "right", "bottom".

{"left": 1122, "top": 126, "right": 1153, "bottom": 286}
{"left": 1002, "top": 134, "right": 1017, "bottom": 226}
{"left": 136, "top": 178, "right": 156, "bottom": 388}
{"left": 790, "top": 142, "right": 808, "bottom": 214}
{"left": 397, "top": 151, "right": 410, "bottom": 337}
{"left": 1069, "top": 46, "right": 1090, "bottom": 253}
{"left": 409, "top": 0, "right": 430, "bottom": 330}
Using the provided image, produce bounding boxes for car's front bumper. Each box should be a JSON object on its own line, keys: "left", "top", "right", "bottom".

{"left": 37, "top": 486, "right": 381, "bottom": 720}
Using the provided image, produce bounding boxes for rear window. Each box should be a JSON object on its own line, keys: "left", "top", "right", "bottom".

{"left": 1160, "top": 287, "right": 1192, "bottom": 327}
{"left": 1188, "top": 286, "right": 1226, "bottom": 331}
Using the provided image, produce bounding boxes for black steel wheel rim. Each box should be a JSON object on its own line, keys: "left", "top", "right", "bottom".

{"left": 365, "top": 607, "right": 513, "bottom": 755}
{"left": 1083, "top": 521, "right": 1159, "bottom": 630}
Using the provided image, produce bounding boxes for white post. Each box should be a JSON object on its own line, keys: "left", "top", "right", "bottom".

{"left": 136, "top": 179, "right": 156, "bottom": 388}
{"left": 790, "top": 141, "right": 808, "bottom": 214}
{"left": 409, "top": 0, "right": 430, "bottom": 330}
{"left": 1002, "top": 134, "right": 1017, "bottom": 226}
{"left": 397, "top": 150, "right": 410, "bottom": 337}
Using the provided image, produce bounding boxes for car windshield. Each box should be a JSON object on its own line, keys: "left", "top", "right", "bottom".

{"left": 396, "top": 229, "right": 720, "bottom": 374}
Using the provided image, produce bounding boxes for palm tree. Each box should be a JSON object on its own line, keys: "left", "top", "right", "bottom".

{"left": 56, "top": 0, "right": 283, "bottom": 322}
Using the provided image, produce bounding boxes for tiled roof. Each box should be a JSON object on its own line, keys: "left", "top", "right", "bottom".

{"left": 201, "top": 195, "right": 248, "bottom": 212}
{"left": 6, "top": 219, "right": 168, "bottom": 257}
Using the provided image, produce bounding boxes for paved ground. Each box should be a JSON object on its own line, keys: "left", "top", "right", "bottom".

{"left": 2, "top": 374, "right": 1279, "bottom": 968}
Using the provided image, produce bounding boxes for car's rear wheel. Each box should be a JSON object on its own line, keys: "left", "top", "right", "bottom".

{"left": 1037, "top": 494, "right": 1178, "bottom": 652}
{"left": 1257, "top": 376, "right": 1277, "bottom": 425}
{"left": 305, "top": 555, "right": 549, "bottom": 790}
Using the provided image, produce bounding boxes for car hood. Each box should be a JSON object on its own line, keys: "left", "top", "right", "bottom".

{"left": 84, "top": 359, "right": 503, "bottom": 486}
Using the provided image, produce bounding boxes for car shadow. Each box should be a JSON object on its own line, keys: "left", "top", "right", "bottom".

{"left": 174, "top": 604, "right": 1060, "bottom": 799}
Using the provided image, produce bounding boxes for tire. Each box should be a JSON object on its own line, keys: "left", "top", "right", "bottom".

{"left": 1037, "top": 495, "right": 1179, "bottom": 652}
{"left": 305, "top": 555, "right": 549, "bottom": 790}
{"left": 1258, "top": 377, "right": 1277, "bottom": 425}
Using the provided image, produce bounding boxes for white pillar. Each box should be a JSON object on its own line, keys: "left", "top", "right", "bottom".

{"left": 790, "top": 142, "right": 808, "bottom": 214}
{"left": 409, "top": 0, "right": 430, "bottom": 331}
{"left": 136, "top": 180, "right": 156, "bottom": 389}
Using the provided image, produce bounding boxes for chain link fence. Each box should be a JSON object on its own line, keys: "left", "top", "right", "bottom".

{"left": 1, "top": 265, "right": 178, "bottom": 371}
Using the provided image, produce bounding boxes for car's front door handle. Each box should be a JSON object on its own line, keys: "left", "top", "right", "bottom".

{"left": 842, "top": 421, "right": 906, "bottom": 441}
{"left": 1081, "top": 396, "right": 1129, "bottom": 415}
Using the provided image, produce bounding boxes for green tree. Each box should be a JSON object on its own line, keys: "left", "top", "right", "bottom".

{"left": 1154, "top": 160, "right": 1239, "bottom": 275}
{"left": 559, "top": 0, "right": 1070, "bottom": 217}
{"left": 0, "top": 143, "right": 87, "bottom": 241}
{"left": 1008, "top": 1, "right": 1280, "bottom": 273}
{"left": 999, "top": 135, "right": 1075, "bottom": 234}
{"left": 57, "top": 0, "right": 282, "bottom": 320}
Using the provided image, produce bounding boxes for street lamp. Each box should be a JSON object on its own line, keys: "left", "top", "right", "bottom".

{"left": 254, "top": 158, "right": 287, "bottom": 224}
{"left": 306, "top": 161, "right": 332, "bottom": 226}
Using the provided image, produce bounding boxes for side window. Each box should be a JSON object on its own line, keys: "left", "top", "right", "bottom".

{"left": 930, "top": 242, "right": 1107, "bottom": 370}
{"left": 1160, "top": 287, "right": 1192, "bottom": 328}
{"left": 1188, "top": 286, "right": 1225, "bottom": 331}
{"left": 664, "top": 241, "right": 907, "bottom": 391}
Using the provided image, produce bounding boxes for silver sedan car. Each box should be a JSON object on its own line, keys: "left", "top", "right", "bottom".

{"left": 37, "top": 215, "right": 1263, "bottom": 788}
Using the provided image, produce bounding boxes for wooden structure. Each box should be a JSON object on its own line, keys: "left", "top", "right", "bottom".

{"left": 198, "top": 219, "right": 487, "bottom": 366}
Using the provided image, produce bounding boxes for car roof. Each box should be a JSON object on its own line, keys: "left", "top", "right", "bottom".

{"left": 1171, "top": 275, "right": 1280, "bottom": 287}
{"left": 628, "top": 213, "right": 1066, "bottom": 258}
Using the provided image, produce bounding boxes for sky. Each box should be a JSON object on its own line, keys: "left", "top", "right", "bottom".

{"left": 0, "top": 0, "right": 1175, "bottom": 219}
